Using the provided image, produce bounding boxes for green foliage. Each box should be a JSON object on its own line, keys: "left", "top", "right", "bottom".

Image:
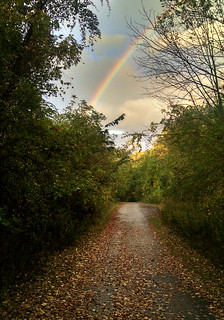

{"left": 0, "top": 0, "right": 108, "bottom": 95}
{"left": 115, "top": 148, "right": 168, "bottom": 204}
{"left": 160, "top": 105, "right": 224, "bottom": 206}
{"left": 117, "top": 103, "right": 224, "bottom": 264}
{"left": 159, "top": 106, "right": 224, "bottom": 262}
{"left": 0, "top": 0, "right": 116, "bottom": 294}
{"left": 115, "top": 163, "right": 136, "bottom": 201}
{"left": 0, "top": 102, "right": 123, "bottom": 292}
{"left": 161, "top": 200, "right": 224, "bottom": 264}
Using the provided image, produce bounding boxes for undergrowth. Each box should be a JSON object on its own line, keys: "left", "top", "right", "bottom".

{"left": 159, "top": 201, "right": 224, "bottom": 267}
{"left": 0, "top": 202, "right": 119, "bottom": 301}
{"left": 148, "top": 213, "right": 224, "bottom": 309}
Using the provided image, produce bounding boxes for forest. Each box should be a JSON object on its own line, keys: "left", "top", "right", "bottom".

{"left": 0, "top": 0, "right": 223, "bottom": 296}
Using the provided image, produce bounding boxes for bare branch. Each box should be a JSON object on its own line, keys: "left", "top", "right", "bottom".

{"left": 129, "top": 1, "right": 224, "bottom": 111}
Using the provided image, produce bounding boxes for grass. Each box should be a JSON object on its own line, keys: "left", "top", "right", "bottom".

{"left": 148, "top": 214, "right": 224, "bottom": 316}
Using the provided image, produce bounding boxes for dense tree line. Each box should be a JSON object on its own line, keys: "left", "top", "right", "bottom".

{"left": 0, "top": 0, "right": 129, "bottom": 293}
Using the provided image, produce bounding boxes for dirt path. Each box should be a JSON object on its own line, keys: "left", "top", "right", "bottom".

{"left": 1, "top": 202, "right": 219, "bottom": 319}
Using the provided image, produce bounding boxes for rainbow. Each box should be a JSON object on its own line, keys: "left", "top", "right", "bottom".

{"left": 88, "top": 7, "right": 175, "bottom": 107}
{"left": 88, "top": 27, "right": 155, "bottom": 106}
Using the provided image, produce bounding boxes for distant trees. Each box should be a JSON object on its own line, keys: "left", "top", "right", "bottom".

{"left": 129, "top": 0, "right": 224, "bottom": 110}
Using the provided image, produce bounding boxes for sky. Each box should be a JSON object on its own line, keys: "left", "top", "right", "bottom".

{"left": 50, "top": 0, "right": 164, "bottom": 145}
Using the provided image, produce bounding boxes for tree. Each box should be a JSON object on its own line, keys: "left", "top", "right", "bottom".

{"left": 150, "top": 104, "right": 224, "bottom": 257}
{"left": 0, "top": 0, "right": 109, "bottom": 115}
{"left": 0, "top": 0, "right": 110, "bottom": 179}
{"left": 0, "top": 0, "right": 111, "bottom": 226}
{"left": 0, "top": 100, "right": 125, "bottom": 290}
{"left": 119, "top": 103, "right": 224, "bottom": 262}
{"left": 0, "top": 0, "right": 112, "bottom": 291}
{"left": 129, "top": 0, "right": 224, "bottom": 111}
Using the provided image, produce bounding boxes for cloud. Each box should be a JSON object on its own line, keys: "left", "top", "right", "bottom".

{"left": 96, "top": 97, "right": 163, "bottom": 149}
{"left": 96, "top": 97, "right": 163, "bottom": 133}
{"left": 93, "top": 34, "right": 130, "bottom": 58}
{"left": 64, "top": 40, "right": 143, "bottom": 105}
{"left": 95, "top": 0, "right": 162, "bottom": 36}
{"left": 119, "top": 98, "right": 162, "bottom": 132}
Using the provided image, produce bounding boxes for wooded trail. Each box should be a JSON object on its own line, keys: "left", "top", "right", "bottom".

{"left": 1, "top": 203, "right": 220, "bottom": 319}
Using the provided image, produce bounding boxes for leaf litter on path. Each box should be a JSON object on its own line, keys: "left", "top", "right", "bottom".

{"left": 1, "top": 202, "right": 223, "bottom": 319}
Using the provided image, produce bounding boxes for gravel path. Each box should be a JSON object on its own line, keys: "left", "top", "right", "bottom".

{"left": 1, "top": 202, "right": 218, "bottom": 319}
